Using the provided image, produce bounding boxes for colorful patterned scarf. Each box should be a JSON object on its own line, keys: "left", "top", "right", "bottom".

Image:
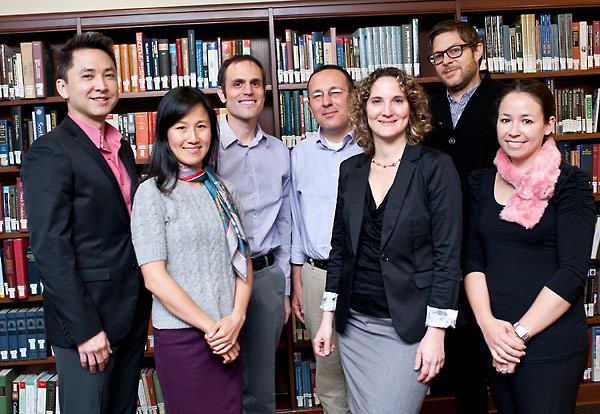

{"left": 179, "top": 163, "right": 248, "bottom": 280}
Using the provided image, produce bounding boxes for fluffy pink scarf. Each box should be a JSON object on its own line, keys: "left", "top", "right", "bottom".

{"left": 493, "top": 138, "right": 561, "bottom": 229}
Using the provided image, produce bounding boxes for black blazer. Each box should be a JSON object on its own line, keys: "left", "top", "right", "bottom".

{"left": 326, "top": 146, "right": 462, "bottom": 343}
{"left": 21, "top": 116, "right": 150, "bottom": 348}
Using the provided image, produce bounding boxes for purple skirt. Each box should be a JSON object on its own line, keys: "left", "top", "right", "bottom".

{"left": 154, "top": 327, "right": 243, "bottom": 414}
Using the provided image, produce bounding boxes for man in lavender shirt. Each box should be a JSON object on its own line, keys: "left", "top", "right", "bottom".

{"left": 216, "top": 55, "right": 291, "bottom": 414}
{"left": 290, "top": 65, "right": 362, "bottom": 414}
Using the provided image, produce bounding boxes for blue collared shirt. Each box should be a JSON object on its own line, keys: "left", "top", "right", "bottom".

{"left": 218, "top": 118, "right": 292, "bottom": 294}
{"left": 447, "top": 77, "right": 482, "bottom": 128}
{"left": 290, "top": 128, "right": 363, "bottom": 264}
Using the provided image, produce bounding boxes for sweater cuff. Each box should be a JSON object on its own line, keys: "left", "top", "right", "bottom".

{"left": 425, "top": 306, "right": 458, "bottom": 328}
{"left": 320, "top": 291, "right": 338, "bottom": 311}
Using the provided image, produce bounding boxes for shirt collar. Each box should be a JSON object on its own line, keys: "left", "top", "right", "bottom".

{"left": 68, "top": 112, "right": 122, "bottom": 151}
{"left": 220, "top": 116, "right": 268, "bottom": 149}
{"left": 316, "top": 128, "right": 356, "bottom": 151}
{"left": 446, "top": 74, "right": 483, "bottom": 105}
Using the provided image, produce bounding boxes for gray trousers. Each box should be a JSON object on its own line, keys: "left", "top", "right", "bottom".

{"left": 301, "top": 262, "right": 350, "bottom": 414}
{"left": 338, "top": 310, "right": 429, "bottom": 414}
{"left": 53, "top": 309, "right": 148, "bottom": 414}
{"left": 242, "top": 263, "right": 286, "bottom": 414}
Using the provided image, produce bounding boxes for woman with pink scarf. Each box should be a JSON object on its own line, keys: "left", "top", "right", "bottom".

{"left": 464, "top": 78, "right": 595, "bottom": 414}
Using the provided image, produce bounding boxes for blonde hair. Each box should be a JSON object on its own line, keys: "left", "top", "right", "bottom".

{"left": 350, "top": 67, "right": 432, "bottom": 156}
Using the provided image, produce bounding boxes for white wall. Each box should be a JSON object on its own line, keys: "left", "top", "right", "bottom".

{"left": 2, "top": 0, "right": 280, "bottom": 16}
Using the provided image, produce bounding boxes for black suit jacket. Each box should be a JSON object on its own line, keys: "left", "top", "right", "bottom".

{"left": 326, "top": 146, "right": 462, "bottom": 343}
{"left": 426, "top": 71, "right": 506, "bottom": 194}
{"left": 21, "top": 115, "right": 150, "bottom": 348}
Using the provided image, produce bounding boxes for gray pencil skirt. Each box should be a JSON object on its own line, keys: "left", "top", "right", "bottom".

{"left": 337, "top": 309, "right": 429, "bottom": 414}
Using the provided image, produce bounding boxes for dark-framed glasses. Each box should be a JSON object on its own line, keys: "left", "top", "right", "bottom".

{"left": 309, "top": 88, "right": 348, "bottom": 102}
{"left": 428, "top": 44, "right": 474, "bottom": 65}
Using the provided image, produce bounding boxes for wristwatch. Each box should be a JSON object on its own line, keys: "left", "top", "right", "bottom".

{"left": 513, "top": 322, "right": 530, "bottom": 342}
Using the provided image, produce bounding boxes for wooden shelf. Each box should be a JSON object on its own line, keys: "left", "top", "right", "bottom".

{"left": 0, "top": 232, "right": 28, "bottom": 240}
{"left": 554, "top": 133, "right": 600, "bottom": 142}
{"left": 491, "top": 69, "right": 600, "bottom": 80}
{"left": 0, "top": 166, "right": 21, "bottom": 173}
{"left": 587, "top": 316, "right": 600, "bottom": 325}
{"left": 0, "top": 295, "right": 42, "bottom": 304}
{"left": 0, "top": 357, "right": 54, "bottom": 366}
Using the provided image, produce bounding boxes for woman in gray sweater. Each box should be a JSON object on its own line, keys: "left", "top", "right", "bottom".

{"left": 131, "top": 87, "right": 252, "bottom": 413}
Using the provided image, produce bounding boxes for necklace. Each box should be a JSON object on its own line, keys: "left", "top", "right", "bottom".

{"left": 371, "top": 158, "right": 401, "bottom": 168}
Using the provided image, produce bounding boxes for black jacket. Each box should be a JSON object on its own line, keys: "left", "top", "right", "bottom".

{"left": 21, "top": 115, "right": 151, "bottom": 348}
{"left": 326, "top": 146, "right": 462, "bottom": 343}
{"left": 426, "top": 72, "right": 506, "bottom": 193}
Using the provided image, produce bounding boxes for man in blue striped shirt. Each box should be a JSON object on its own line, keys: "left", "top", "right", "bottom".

{"left": 290, "top": 65, "right": 362, "bottom": 414}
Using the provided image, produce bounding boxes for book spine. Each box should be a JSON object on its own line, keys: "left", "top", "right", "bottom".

{"left": 119, "top": 44, "right": 131, "bottom": 93}
{"left": 143, "top": 38, "right": 153, "bottom": 91}
{"left": 158, "top": 40, "right": 170, "bottom": 90}
{"left": 135, "top": 34, "right": 147, "bottom": 92}
{"left": 188, "top": 30, "right": 196, "bottom": 88}
{"left": 128, "top": 44, "right": 139, "bottom": 93}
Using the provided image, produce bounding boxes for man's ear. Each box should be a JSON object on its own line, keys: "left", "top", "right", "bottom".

{"left": 217, "top": 86, "right": 227, "bottom": 104}
{"left": 56, "top": 78, "right": 68, "bottom": 100}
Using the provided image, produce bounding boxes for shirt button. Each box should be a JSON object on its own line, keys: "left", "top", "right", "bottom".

{"left": 448, "top": 137, "right": 456, "bottom": 144}
{"left": 381, "top": 253, "right": 389, "bottom": 262}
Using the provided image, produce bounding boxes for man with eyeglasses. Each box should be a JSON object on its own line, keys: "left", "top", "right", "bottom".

{"left": 290, "top": 65, "right": 362, "bottom": 414}
{"left": 425, "top": 20, "right": 506, "bottom": 414}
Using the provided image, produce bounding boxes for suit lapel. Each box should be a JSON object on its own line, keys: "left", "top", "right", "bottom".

{"left": 380, "top": 144, "right": 421, "bottom": 250}
{"left": 64, "top": 117, "right": 131, "bottom": 216}
{"left": 348, "top": 154, "right": 370, "bottom": 254}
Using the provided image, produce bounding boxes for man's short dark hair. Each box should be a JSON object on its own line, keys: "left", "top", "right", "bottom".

{"left": 217, "top": 55, "right": 266, "bottom": 97}
{"left": 57, "top": 31, "right": 116, "bottom": 81}
{"left": 307, "top": 65, "right": 355, "bottom": 92}
{"left": 428, "top": 20, "right": 481, "bottom": 52}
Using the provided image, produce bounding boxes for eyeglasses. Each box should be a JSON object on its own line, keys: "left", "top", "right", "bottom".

{"left": 309, "top": 88, "right": 348, "bottom": 102}
{"left": 428, "top": 44, "right": 474, "bottom": 65}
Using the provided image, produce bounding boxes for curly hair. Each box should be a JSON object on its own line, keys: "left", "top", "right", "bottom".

{"left": 350, "top": 67, "right": 431, "bottom": 156}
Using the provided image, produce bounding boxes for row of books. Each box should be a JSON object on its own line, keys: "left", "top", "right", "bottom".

{"left": 0, "top": 42, "right": 54, "bottom": 100}
{"left": 0, "top": 367, "right": 167, "bottom": 414}
{"left": 0, "top": 180, "right": 28, "bottom": 235}
{"left": 0, "top": 370, "right": 58, "bottom": 414}
{"left": 118, "top": 32, "right": 251, "bottom": 94}
{"left": 0, "top": 307, "right": 46, "bottom": 362}
{"left": 544, "top": 80, "right": 600, "bottom": 135}
{"left": 584, "top": 326, "right": 600, "bottom": 382}
{"left": 292, "top": 352, "right": 320, "bottom": 409}
{"left": 558, "top": 142, "right": 600, "bottom": 195}
{"left": 136, "top": 367, "right": 165, "bottom": 414}
{"left": 292, "top": 314, "right": 309, "bottom": 343}
{"left": 279, "top": 89, "right": 319, "bottom": 149}
{"left": 473, "top": 15, "right": 600, "bottom": 74}
{"left": 585, "top": 268, "right": 598, "bottom": 318}
{"left": 0, "top": 106, "right": 57, "bottom": 167}
{"left": 276, "top": 22, "right": 420, "bottom": 84}
{"left": 0, "top": 238, "right": 41, "bottom": 300}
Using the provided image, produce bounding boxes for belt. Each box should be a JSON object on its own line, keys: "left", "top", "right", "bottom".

{"left": 251, "top": 252, "right": 275, "bottom": 271}
{"left": 308, "top": 258, "right": 328, "bottom": 271}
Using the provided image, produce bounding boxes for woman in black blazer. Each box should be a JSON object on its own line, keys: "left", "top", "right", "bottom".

{"left": 313, "top": 67, "right": 462, "bottom": 413}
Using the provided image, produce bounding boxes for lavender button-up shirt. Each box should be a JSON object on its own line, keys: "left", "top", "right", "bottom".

{"left": 290, "top": 129, "right": 363, "bottom": 265}
{"left": 218, "top": 119, "right": 292, "bottom": 294}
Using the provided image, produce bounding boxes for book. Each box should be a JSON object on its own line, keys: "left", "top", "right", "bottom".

{"left": 112, "top": 44, "right": 122, "bottom": 93}
{"left": 13, "top": 238, "right": 29, "bottom": 299}
{"left": 119, "top": 44, "right": 131, "bottom": 93}
{"left": 157, "top": 39, "right": 170, "bottom": 90}
{"left": 135, "top": 33, "right": 147, "bottom": 92}
{"left": 128, "top": 44, "right": 140, "bottom": 93}
{"left": 31, "top": 41, "right": 53, "bottom": 98}
{"left": 19, "top": 42, "right": 35, "bottom": 99}
{"left": 0, "top": 368, "right": 15, "bottom": 414}
{"left": 2, "top": 241, "right": 15, "bottom": 299}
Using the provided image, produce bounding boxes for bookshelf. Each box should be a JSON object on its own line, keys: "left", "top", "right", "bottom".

{"left": 0, "top": 0, "right": 599, "bottom": 412}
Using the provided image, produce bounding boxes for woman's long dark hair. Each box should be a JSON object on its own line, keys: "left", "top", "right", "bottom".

{"left": 142, "top": 87, "right": 219, "bottom": 194}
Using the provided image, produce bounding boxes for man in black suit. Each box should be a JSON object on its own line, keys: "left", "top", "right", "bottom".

{"left": 426, "top": 20, "right": 506, "bottom": 414}
{"left": 21, "top": 32, "right": 151, "bottom": 414}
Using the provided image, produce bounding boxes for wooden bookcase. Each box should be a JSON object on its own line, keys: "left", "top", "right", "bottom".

{"left": 0, "top": 0, "right": 599, "bottom": 412}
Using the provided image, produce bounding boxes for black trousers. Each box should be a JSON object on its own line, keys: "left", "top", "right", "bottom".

{"left": 483, "top": 348, "right": 588, "bottom": 414}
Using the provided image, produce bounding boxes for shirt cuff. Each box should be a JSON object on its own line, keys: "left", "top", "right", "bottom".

{"left": 425, "top": 306, "right": 458, "bottom": 328}
{"left": 320, "top": 291, "right": 338, "bottom": 311}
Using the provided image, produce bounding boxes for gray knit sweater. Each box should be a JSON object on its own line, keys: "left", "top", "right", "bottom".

{"left": 131, "top": 177, "right": 243, "bottom": 330}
